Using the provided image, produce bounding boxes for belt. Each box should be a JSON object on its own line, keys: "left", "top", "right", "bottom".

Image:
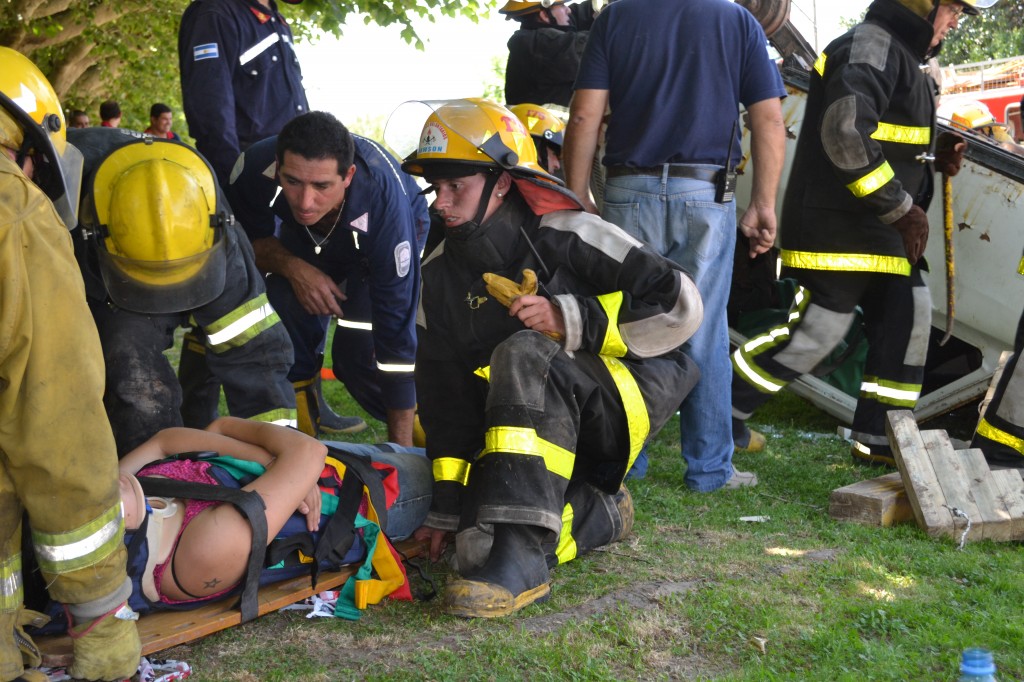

{"left": 606, "top": 164, "right": 720, "bottom": 182}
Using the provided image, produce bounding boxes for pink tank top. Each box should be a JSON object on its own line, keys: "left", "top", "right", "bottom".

{"left": 140, "top": 458, "right": 237, "bottom": 605}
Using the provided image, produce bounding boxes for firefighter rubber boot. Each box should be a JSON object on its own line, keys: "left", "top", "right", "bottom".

{"left": 314, "top": 372, "right": 367, "bottom": 435}
{"left": 293, "top": 377, "right": 321, "bottom": 437}
{"left": 67, "top": 604, "right": 141, "bottom": 681}
{"left": 444, "top": 523, "right": 551, "bottom": 619}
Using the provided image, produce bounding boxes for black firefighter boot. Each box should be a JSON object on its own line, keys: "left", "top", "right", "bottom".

{"left": 314, "top": 371, "right": 367, "bottom": 435}
{"left": 444, "top": 523, "right": 551, "bottom": 619}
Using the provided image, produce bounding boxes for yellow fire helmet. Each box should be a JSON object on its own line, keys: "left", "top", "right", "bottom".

{"left": 509, "top": 103, "right": 566, "bottom": 148}
{"left": 499, "top": 0, "right": 566, "bottom": 18}
{"left": 0, "top": 46, "right": 84, "bottom": 228}
{"left": 395, "top": 98, "right": 581, "bottom": 215}
{"left": 84, "top": 138, "right": 228, "bottom": 314}
{"left": 949, "top": 100, "right": 996, "bottom": 130}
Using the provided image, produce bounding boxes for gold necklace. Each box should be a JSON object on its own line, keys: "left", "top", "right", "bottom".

{"left": 303, "top": 200, "right": 345, "bottom": 255}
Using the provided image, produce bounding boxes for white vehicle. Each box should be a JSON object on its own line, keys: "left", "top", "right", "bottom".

{"left": 732, "top": 0, "right": 1024, "bottom": 424}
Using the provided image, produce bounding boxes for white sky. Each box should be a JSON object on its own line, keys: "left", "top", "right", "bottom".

{"left": 294, "top": 0, "right": 874, "bottom": 126}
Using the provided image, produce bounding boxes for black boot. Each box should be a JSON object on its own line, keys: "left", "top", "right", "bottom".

{"left": 444, "top": 523, "right": 551, "bottom": 618}
{"left": 315, "top": 372, "right": 367, "bottom": 435}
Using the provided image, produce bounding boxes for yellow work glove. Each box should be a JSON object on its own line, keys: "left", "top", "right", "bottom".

{"left": 483, "top": 269, "right": 539, "bottom": 307}
{"left": 483, "top": 269, "right": 564, "bottom": 342}
{"left": 68, "top": 603, "right": 141, "bottom": 681}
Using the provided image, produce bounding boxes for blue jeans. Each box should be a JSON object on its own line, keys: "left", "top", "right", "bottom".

{"left": 602, "top": 168, "right": 737, "bottom": 491}
{"left": 322, "top": 442, "right": 431, "bottom": 540}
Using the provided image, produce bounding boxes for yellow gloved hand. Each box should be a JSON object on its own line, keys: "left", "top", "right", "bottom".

{"left": 16, "top": 608, "right": 48, "bottom": 669}
{"left": 483, "top": 269, "right": 539, "bottom": 308}
{"left": 68, "top": 604, "right": 141, "bottom": 681}
{"left": 482, "top": 269, "right": 564, "bottom": 342}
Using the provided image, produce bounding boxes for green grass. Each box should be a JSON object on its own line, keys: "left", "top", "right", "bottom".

{"left": 164, "top": 334, "right": 1024, "bottom": 680}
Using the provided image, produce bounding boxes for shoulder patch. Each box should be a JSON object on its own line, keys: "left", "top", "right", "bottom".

{"left": 395, "top": 240, "right": 412, "bottom": 278}
{"left": 193, "top": 43, "right": 219, "bottom": 61}
{"left": 849, "top": 24, "right": 890, "bottom": 71}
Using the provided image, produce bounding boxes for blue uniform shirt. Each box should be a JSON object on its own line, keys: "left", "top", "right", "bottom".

{"left": 228, "top": 135, "right": 427, "bottom": 412}
{"left": 178, "top": 0, "right": 309, "bottom": 181}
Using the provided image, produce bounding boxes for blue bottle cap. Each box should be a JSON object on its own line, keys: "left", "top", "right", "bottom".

{"left": 961, "top": 648, "right": 996, "bottom": 676}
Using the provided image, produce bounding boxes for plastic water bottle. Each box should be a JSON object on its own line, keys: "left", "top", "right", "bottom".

{"left": 959, "top": 648, "right": 997, "bottom": 682}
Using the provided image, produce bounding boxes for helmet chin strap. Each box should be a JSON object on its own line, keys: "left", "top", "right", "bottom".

{"left": 472, "top": 171, "right": 503, "bottom": 227}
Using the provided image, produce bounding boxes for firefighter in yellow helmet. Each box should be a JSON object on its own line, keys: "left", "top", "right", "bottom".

{"left": 0, "top": 47, "right": 141, "bottom": 681}
{"left": 509, "top": 103, "right": 566, "bottom": 175}
{"left": 731, "top": 0, "right": 996, "bottom": 469}
{"left": 66, "top": 128, "right": 298, "bottom": 456}
{"left": 499, "top": 0, "right": 599, "bottom": 107}
{"left": 399, "top": 98, "right": 703, "bottom": 617}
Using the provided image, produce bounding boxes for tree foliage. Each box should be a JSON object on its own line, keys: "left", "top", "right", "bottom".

{"left": 941, "top": 0, "right": 1024, "bottom": 64}
{"left": 0, "top": 0, "right": 486, "bottom": 131}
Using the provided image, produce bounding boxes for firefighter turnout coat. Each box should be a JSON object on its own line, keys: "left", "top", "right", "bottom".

{"left": 416, "top": 194, "right": 701, "bottom": 546}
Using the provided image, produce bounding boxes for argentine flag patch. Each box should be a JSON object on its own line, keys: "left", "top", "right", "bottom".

{"left": 193, "top": 43, "right": 219, "bottom": 61}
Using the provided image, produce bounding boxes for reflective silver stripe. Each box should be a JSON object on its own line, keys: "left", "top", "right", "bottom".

{"left": 239, "top": 33, "right": 280, "bottom": 66}
{"left": 733, "top": 348, "right": 786, "bottom": 393}
{"left": 272, "top": 417, "right": 297, "bottom": 427}
{"left": 206, "top": 302, "right": 277, "bottom": 347}
{"left": 32, "top": 504, "right": 123, "bottom": 573}
{"left": 337, "top": 318, "right": 373, "bottom": 331}
{"left": 377, "top": 361, "right": 415, "bottom": 373}
{"left": 0, "top": 552, "right": 22, "bottom": 610}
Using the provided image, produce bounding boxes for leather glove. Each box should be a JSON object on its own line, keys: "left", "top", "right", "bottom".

{"left": 483, "top": 269, "right": 538, "bottom": 307}
{"left": 892, "top": 205, "right": 929, "bottom": 264}
{"left": 68, "top": 603, "right": 141, "bottom": 681}
{"left": 935, "top": 131, "right": 966, "bottom": 177}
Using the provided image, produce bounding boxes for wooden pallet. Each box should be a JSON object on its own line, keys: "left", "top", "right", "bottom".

{"left": 36, "top": 538, "right": 427, "bottom": 667}
{"left": 886, "top": 410, "right": 1024, "bottom": 542}
{"left": 829, "top": 472, "right": 914, "bottom": 527}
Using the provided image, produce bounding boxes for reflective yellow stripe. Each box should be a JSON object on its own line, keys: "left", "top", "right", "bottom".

{"left": 481, "top": 426, "right": 575, "bottom": 480}
{"left": 205, "top": 294, "right": 281, "bottom": 352}
{"left": 31, "top": 503, "right": 123, "bottom": 574}
{"left": 432, "top": 457, "right": 470, "bottom": 486}
{"left": 554, "top": 502, "right": 577, "bottom": 565}
{"left": 847, "top": 161, "right": 895, "bottom": 198}
{"left": 870, "top": 122, "right": 931, "bottom": 145}
{"left": 0, "top": 552, "right": 21, "bottom": 611}
{"left": 596, "top": 291, "right": 628, "bottom": 357}
{"left": 860, "top": 376, "right": 921, "bottom": 407}
{"left": 732, "top": 286, "right": 810, "bottom": 394}
{"left": 780, "top": 249, "right": 911, "bottom": 276}
{"left": 1018, "top": 254, "right": 1024, "bottom": 276}
{"left": 599, "top": 356, "right": 650, "bottom": 474}
{"left": 814, "top": 51, "right": 827, "bottom": 77}
{"left": 976, "top": 417, "right": 1024, "bottom": 456}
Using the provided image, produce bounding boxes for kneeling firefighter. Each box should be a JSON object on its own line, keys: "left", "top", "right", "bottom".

{"left": 69, "top": 128, "right": 297, "bottom": 456}
{"left": 0, "top": 47, "right": 140, "bottom": 681}
{"left": 399, "top": 98, "right": 703, "bottom": 617}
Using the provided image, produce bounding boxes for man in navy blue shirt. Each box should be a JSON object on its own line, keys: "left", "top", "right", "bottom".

{"left": 178, "top": 0, "right": 308, "bottom": 183}
{"left": 564, "top": 0, "right": 787, "bottom": 492}
{"left": 229, "top": 111, "right": 428, "bottom": 445}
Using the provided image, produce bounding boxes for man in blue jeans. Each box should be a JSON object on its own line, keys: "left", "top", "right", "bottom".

{"left": 564, "top": 0, "right": 787, "bottom": 491}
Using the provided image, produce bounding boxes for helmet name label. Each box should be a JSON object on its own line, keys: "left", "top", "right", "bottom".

{"left": 419, "top": 122, "right": 448, "bottom": 154}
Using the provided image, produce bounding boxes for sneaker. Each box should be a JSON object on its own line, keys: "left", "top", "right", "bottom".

{"left": 315, "top": 374, "right": 367, "bottom": 435}
{"left": 735, "top": 429, "right": 766, "bottom": 453}
{"left": 723, "top": 468, "right": 758, "bottom": 489}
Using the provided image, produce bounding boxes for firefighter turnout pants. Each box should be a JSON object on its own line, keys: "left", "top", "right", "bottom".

{"left": 732, "top": 267, "right": 930, "bottom": 459}
{"left": 972, "top": 306, "right": 1024, "bottom": 468}
{"left": 453, "top": 331, "right": 698, "bottom": 572}
{"left": 1, "top": 180, "right": 132, "bottom": 680}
